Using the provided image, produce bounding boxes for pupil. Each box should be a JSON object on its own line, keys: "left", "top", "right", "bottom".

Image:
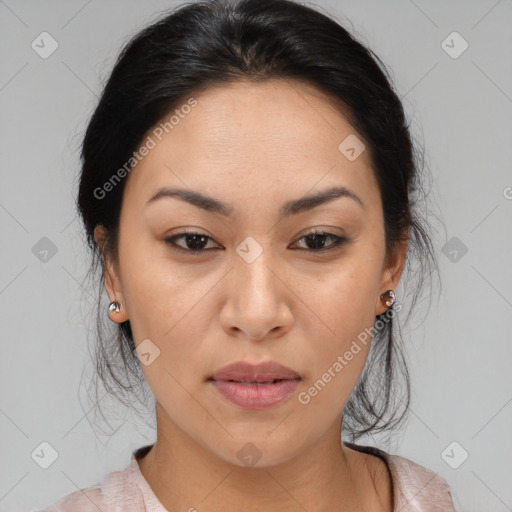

{"left": 308, "top": 234, "right": 327, "bottom": 249}
{"left": 187, "top": 234, "right": 207, "bottom": 250}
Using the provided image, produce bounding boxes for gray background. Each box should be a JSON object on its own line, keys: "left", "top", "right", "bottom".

{"left": 1, "top": 1, "right": 511, "bottom": 511}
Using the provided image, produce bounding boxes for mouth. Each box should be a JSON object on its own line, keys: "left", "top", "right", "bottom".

{"left": 209, "top": 378, "right": 300, "bottom": 384}
{"left": 207, "top": 361, "right": 301, "bottom": 410}
{"left": 208, "top": 378, "right": 301, "bottom": 410}
{"left": 208, "top": 360, "right": 301, "bottom": 382}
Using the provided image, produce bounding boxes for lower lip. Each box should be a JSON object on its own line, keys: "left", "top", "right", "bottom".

{"left": 209, "top": 378, "right": 301, "bottom": 410}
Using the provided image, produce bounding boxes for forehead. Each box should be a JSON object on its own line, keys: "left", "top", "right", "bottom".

{"left": 123, "top": 79, "right": 378, "bottom": 213}
{"left": 160, "top": 79, "right": 364, "bottom": 161}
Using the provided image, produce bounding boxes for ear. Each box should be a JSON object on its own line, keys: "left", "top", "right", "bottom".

{"left": 375, "top": 233, "right": 408, "bottom": 316}
{"left": 94, "top": 225, "right": 129, "bottom": 323}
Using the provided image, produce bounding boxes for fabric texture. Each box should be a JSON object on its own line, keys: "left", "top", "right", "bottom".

{"left": 39, "top": 443, "right": 456, "bottom": 511}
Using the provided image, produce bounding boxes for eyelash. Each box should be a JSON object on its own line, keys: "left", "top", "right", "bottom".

{"left": 164, "top": 230, "right": 348, "bottom": 255}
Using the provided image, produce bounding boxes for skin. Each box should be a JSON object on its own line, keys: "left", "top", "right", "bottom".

{"left": 94, "top": 78, "right": 408, "bottom": 512}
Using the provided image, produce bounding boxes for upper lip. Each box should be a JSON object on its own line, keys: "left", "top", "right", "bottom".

{"left": 209, "top": 361, "right": 301, "bottom": 382}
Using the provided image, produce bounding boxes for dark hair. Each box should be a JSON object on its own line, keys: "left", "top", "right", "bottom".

{"left": 76, "top": 0, "right": 440, "bottom": 443}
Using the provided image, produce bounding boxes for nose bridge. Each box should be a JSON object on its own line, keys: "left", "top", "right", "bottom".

{"left": 234, "top": 234, "right": 279, "bottom": 303}
{"left": 222, "top": 233, "right": 292, "bottom": 339}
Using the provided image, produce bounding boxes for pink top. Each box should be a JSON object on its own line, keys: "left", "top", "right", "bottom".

{"left": 40, "top": 444, "right": 456, "bottom": 511}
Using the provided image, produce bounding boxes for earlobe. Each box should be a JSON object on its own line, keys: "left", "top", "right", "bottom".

{"left": 107, "top": 299, "right": 128, "bottom": 323}
{"left": 380, "top": 290, "right": 396, "bottom": 308}
{"left": 375, "top": 236, "right": 408, "bottom": 316}
{"left": 104, "top": 262, "right": 129, "bottom": 323}
{"left": 94, "top": 225, "right": 129, "bottom": 323}
{"left": 375, "top": 287, "right": 396, "bottom": 317}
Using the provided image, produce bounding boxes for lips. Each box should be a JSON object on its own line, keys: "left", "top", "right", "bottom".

{"left": 208, "top": 361, "right": 301, "bottom": 410}
{"left": 209, "top": 360, "right": 301, "bottom": 383}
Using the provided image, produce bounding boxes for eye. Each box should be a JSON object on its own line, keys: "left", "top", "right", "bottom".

{"left": 292, "top": 230, "right": 348, "bottom": 253}
{"left": 164, "top": 229, "right": 349, "bottom": 255}
{"left": 165, "top": 231, "right": 221, "bottom": 254}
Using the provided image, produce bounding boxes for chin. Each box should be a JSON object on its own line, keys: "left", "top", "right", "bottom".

{"left": 206, "top": 435, "right": 304, "bottom": 470}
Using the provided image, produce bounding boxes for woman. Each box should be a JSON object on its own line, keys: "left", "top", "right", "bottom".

{"left": 42, "top": 0, "right": 455, "bottom": 510}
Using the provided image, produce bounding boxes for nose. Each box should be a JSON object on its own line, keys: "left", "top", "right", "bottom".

{"left": 220, "top": 248, "right": 294, "bottom": 341}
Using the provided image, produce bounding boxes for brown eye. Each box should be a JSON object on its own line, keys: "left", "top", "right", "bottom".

{"left": 164, "top": 229, "right": 348, "bottom": 255}
{"left": 293, "top": 231, "right": 348, "bottom": 252}
{"left": 165, "top": 232, "right": 221, "bottom": 253}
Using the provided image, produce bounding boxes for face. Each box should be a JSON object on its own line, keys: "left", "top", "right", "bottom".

{"left": 95, "top": 79, "right": 406, "bottom": 468}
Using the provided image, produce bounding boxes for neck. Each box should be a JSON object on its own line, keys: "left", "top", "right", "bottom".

{"left": 136, "top": 405, "right": 387, "bottom": 512}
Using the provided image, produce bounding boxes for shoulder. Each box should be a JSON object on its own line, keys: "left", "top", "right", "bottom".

{"left": 344, "top": 443, "right": 456, "bottom": 512}
{"left": 40, "top": 461, "right": 143, "bottom": 511}
{"left": 40, "top": 484, "right": 103, "bottom": 511}
{"left": 386, "top": 453, "right": 456, "bottom": 511}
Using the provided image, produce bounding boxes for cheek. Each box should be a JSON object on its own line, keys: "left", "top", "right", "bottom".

{"left": 300, "top": 249, "right": 382, "bottom": 337}
{"left": 295, "top": 250, "right": 382, "bottom": 393}
{"left": 121, "top": 257, "right": 222, "bottom": 393}
{"left": 118, "top": 232, "right": 211, "bottom": 340}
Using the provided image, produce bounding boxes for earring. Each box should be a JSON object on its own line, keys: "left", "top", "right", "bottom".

{"left": 380, "top": 290, "right": 395, "bottom": 308}
{"left": 108, "top": 300, "right": 121, "bottom": 317}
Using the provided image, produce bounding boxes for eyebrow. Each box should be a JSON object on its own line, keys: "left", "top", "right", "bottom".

{"left": 145, "top": 185, "right": 364, "bottom": 217}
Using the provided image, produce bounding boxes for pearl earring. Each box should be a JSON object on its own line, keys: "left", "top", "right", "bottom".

{"left": 108, "top": 300, "right": 121, "bottom": 317}
{"left": 380, "top": 290, "right": 395, "bottom": 307}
